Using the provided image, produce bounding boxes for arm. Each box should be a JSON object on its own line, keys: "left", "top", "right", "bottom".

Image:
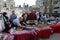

{"left": 15, "top": 15, "right": 17, "bottom": 18}
{"left": 35, "top": 14, "right": 37, "bottom": 20}
{"left": 2, "top": 22, "right": 5, "bottom": 30}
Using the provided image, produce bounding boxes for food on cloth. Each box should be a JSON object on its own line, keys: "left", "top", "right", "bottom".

{"left": 36, "top": 24, "right": 48, "bottom": 28}
{"left": 16, "top": 27, "right": 24, "bottom": 30}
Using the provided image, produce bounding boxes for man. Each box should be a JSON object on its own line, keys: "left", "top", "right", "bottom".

{"left": 3, "top": 12, "right": 10, "bottom": 33}
{"left": 27, "top": 10, "right": 37, "bottom": 20}
{"left": 27, "top": 10, "right": 37, "bottom": 25}
{"left": 10, "top": 11, "right": 17, "bottom": 22}
{"left": 13, "top": 17, "right": 26, "bottom": 28}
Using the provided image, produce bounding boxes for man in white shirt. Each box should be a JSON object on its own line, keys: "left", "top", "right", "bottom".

{"left": 13, "top": 17, "right": 25, "bottom": 28}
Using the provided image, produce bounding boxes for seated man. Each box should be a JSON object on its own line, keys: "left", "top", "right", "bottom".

{"left": 47, "top": 16, "right": 56, "bottom": 24}
{"left": 27, "top": 10, "right": 37, "bottom": 20}
{"left": 13, "top": 17, "right": 26, "bottom": 28}
{"left": 27, "top": 10, "right": 37, "bottom": 25}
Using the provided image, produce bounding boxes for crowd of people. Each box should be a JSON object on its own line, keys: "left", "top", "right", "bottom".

{"left": 0, "top": 10, "right": 57, "bottom": 33}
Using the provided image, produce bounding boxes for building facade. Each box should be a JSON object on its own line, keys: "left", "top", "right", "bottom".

{"left": 0, "top": 0, "right": 15, "bottom": 12}
{"left": 0, "top": 0, "right": 4, "bottom": 11}
{"left": 36, "top": 0, "right": 47, "bottom": 13}
{"left": 36, "top": 0, "right": 43, "bottom": 6}
{"left": 36, "top": 0, "right": 60, "bottom": 13}
{"left": 4, "top": 0, "right": 15, "bottom": 10}
{"left": 53, "top": 0, "right": 60, "bottom": 13}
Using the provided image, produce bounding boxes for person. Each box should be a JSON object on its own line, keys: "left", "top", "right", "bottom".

{"left": 3, "top": 12, "right": 9, "bottom": 26}
{"left": 47, "top": 16, "right": 56, "bottom": 24}
{"left": 22, "top": 12, "right": 28, "bottom": 23}
{"left": 20, "top": 17, "right": 27, "bottom": 26}
{"left": 36, "top": 12, "right": 39, "bottom": 21}
{"left": 2, "top": 12, "right": 11, "bottom": 33}
{"left": 13, "top": 17, "right": 26, "bottom": 28}
{"left": 38, "top": 12, "right": 44, "bottom": 24}
{"left": 0, "top": 14, "right": 5, "bottom": 32}
{"left": 27, "top": 10, "right": 37, "bottom": 20}
{"left": 10, "top": 11, "right": 17, "bottom": 22}
{"left": 27, "top": 10, "right": 37, "bottom": 25}
{"left": 42, "top": 13, "right": 49, "bottom": 24}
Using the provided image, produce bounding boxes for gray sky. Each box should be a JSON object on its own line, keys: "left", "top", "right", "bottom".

{"left": 14, "top": 0, "right": 36, "bottom": 7}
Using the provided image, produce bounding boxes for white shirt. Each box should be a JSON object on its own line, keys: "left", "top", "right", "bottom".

{"left": 43, "top": 15, "right": 49, "bottom": 20}
{"left": 13, "top": 18, "right": 21, "bottom": 26}
{"left": 0, "top": 19, "right": 5, "bottom": 31}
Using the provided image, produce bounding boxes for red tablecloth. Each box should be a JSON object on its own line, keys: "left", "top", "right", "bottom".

{"left": 37, "top": 28, "right": 52, "bottom": 38}
{"left": 50, "top": 23, "right": 60, "bottom": 33}
{"left": 2, "top": 32, "right": 37, "bottom": 40}
{"left": 8, "top": 26, "right": 54, "bottom": 40}
{"left": 12, "top": 30, "right": 37, "bottom": 40}
{"left": 14, "top": 33, "right": 37, "bottom": 40}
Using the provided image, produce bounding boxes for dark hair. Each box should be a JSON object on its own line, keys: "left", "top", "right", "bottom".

{"left": 39, "top": 12, "right": 41, "bottom": 15}
{"left": 22, "top": 14, "right": 25, "bottom": 17}
{"left": 3, "top": 12, "right": 7, "bottom": 16}
{"left": 12, "top": 10, "right": 15, "bottom": 12}
{"left": 3, "top": 12, "right": 8, "bottom": 20}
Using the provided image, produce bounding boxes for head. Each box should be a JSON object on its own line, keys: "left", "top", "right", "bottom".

{"left": 31, "top": 10, "right": 36, "bottom": 13}
{"left": 45, "top": 13, "right": 49, "bottom": 16}
{"left": 19, "top": 17, "right": 24, "bottom": 22}
{"left": 12, "top": 11, "right": 15, "bottom": 14}
{"left": 22, "top": 14, "right": 25, "bottom": 17}
{"left": 25, "top": 11, "right": 28, "bottom": 14}
{"left": 3, "top": 12, "right": 7, "bottom": 16}
{"left": 39, "top": 12, "right": 41, "bottom": 15}
{"left": 22, "top": 13, "right": 27, "bottom": 18}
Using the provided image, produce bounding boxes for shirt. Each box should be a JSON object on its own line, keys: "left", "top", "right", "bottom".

{"left": 10, "top": 14, "right": 17, "bottom": 21}
{"left": 27, "top": 13, "right": 37, "bottom": 20}
{"left": 0, "top": 19, "right": 5, "bottom": 31}
{"left": 13, "top": 18, "right": 21, "bottom": 26}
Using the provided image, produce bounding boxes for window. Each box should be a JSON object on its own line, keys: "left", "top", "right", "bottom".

{"left": 54, "top": 1, "right": 58, "bottom": 4}
{"left": 6, "top": 8, "right": 9, "bottom": 10}
{"left": 54, "top": 11, "right": 58, "bottom": 13}
{"left": 4, "top": 3, "right": 6, "bottom": 7}
{"left": 54, "top": 7, "right": 59, "bottom": 9}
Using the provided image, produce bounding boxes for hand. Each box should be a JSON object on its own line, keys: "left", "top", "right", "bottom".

{"left": 9, "top": 24, "right": 12, "bottom": 27}
{"left": 20, "top": 26, "right": 26, "bottom": 28}
{"left": 25, "top": 24, "right": 27, "bottom": 26}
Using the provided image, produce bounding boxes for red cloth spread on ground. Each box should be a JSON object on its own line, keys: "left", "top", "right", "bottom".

{"left": 14, "top": 33, "right": 37, "bottom": 40}
{"left": 13, "top": 30, "right": 37, "bottom": 40}
{"left": 50, "top": 23, "right": 60, "bottom": 33}
{"left": 37, "top": 28, "right": 52, "bottom": 38}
